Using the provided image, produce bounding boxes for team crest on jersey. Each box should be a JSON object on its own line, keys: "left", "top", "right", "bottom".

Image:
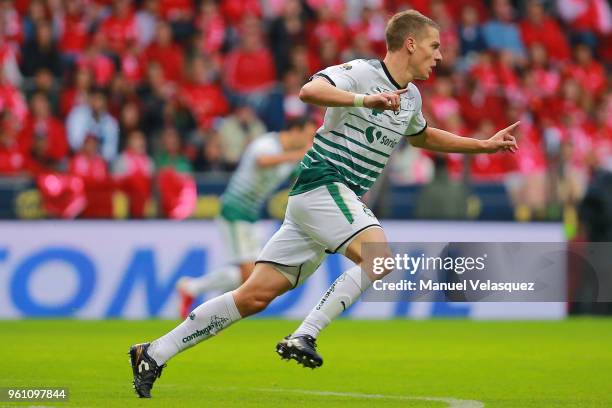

{"left": 401, "top": 97, "right": 416, "bottom": 112}
{"left": 341, "top": 63, "right": 352, "bottom": 70}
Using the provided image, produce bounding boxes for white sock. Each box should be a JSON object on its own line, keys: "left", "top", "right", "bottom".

{"left": 147, "top": 292, "right": 242, "bottom": 364}
{"left": 293, "top": 265, "right": 371, "bottom": 339}
{"left": 182, "top": 265, "right": 243, "bottom": 296}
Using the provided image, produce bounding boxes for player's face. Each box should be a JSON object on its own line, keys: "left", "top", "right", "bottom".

{"left": 409, "top": 26, "right": 442, "bottom": 80}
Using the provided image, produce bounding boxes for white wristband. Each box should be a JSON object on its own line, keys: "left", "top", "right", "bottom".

{"left": 353, "top": 94, "right": 366, "bottom": 108}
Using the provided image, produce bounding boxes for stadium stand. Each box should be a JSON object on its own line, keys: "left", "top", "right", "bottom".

{"left": 0, "top": 0, "right": 609, "bottom": 224}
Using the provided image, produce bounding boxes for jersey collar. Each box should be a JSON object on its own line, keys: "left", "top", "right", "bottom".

{"left": 380, "top": 60, "right": 403, "bottom": 90}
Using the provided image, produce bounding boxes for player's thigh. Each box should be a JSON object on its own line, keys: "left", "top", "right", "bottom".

{"left": 257, "top": 217, "right": 328, "bottom": 288}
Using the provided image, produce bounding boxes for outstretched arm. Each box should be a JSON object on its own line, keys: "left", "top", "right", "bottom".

{"left": 300, "top": 78, "right": 407, "bottom": 111}
{"left": 409, "top": 122, "right": 520, "bottom": 154}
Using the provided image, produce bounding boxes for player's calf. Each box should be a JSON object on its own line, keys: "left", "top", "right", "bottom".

{"left": 366, "top": 246, "right": 395, "bottom": 281}
{"left": 233, "top": 263, "right": 293, "bottom": 316}
{"left": 233, "top": 289, "right": 276, "bottom": 316}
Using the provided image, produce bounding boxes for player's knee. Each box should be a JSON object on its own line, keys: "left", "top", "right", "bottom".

{"left": 366, "top": 246, "right": 394, "bottom": 280}
{"left": 345, "top": 229, "right": 391, "bottom": 268}
{"left": 234, "top": 290, "right": 274, "bottom": 317}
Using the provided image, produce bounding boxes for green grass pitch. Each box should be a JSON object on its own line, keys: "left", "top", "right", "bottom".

{"left": 1, "top": 318, "right": 611, "bottom": 407}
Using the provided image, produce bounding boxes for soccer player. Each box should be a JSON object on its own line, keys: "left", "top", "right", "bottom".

{"left": 175, "top": 117, "right": 316, "bottom": 318}
{"left": 129, "top": 10, "right": 519, "bottom": 397}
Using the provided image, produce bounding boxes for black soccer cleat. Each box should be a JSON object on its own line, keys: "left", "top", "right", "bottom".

{"left": 129, "top": 343, "right": 166, "bottom": 398}
{"left": 276, "top": 335, "right": 323, "bottom": 368}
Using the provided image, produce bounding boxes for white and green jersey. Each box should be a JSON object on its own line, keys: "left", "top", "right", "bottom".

{"left": 290, "top": 59, "right": 427, "bottom": 197}
{"left": 221, "top": 133, "right": 296, "bottom": 222}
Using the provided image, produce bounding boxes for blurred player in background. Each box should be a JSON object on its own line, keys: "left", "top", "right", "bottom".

{"left": 130, "top": 10, "right": 519, "bottom": 398}
{"left": 176, "top": 117, "right": 316, "bottom": 318}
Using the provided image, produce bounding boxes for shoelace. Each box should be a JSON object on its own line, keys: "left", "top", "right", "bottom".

{"left": 303, "top": 336, "right": 317, "bottom": 348}
{"left": 141, "top": 362, "right": 166, "bottom": 385}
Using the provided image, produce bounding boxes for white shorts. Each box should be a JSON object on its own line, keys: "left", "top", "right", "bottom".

{"left": 256, "top": 183, "right": 381, "bottom": 287}
{"left": 217, "top": 217, "right": 262, "bottom": 264}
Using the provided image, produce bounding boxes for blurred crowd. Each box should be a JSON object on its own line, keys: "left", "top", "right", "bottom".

{"left": 0, "top": 0, "right": 610, "bottom": 219}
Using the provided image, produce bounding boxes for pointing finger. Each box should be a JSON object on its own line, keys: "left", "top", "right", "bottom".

{"left": 501, "top": 121, "right": 521, "bottom": 134}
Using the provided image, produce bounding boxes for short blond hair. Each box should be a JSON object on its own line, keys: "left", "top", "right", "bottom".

{"left": 385, "top": 10, "right": 439, "bottom": 52}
